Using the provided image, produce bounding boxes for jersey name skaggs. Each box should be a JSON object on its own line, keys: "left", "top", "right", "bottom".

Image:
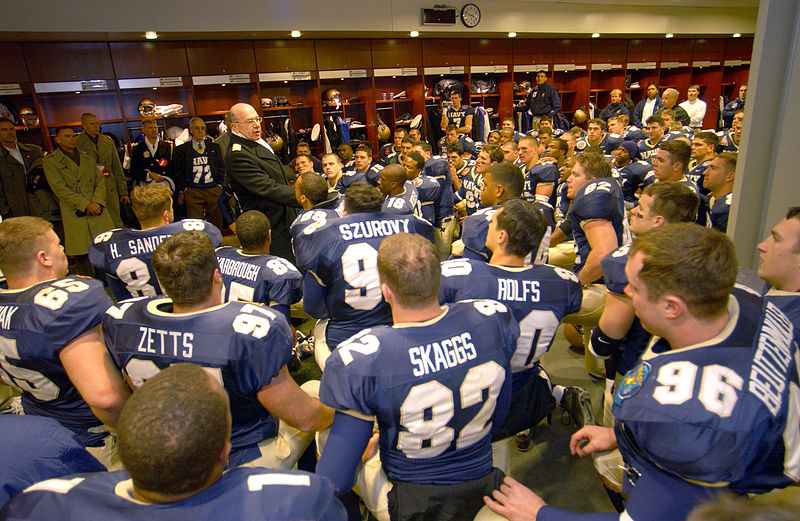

{"left": 338, "top": 218, "right": 411, "bottom": 241}
{"left": 409, "top": 332, "right": 477, "bottom": 377}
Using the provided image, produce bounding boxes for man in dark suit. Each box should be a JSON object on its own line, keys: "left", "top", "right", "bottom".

{"left": 130, "top": 118, "right": 174, "bottom": 188}
{"left": 171, "top": 117, "right": 225, "bottom": 229}
{"left": 225, "top": 103, "right": 300, "bottom": 261}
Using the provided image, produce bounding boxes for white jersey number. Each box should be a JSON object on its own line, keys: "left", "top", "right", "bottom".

{"left": 397, "top": 361, "right": 505, "bottom": 458}
{"left": 0, "top": 336, "right": 60, "bottom": 401}
{"left": 342, "top": 243, "right": 381, "bottom": 310}
{"left": 653, "top": 361, "right": 743, "bottom": 418}
{"left": 115, "top": 258, "right": 157, "bottom": 297}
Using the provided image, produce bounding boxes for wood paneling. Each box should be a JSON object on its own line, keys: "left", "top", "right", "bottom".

{"left": 315, "top": 40, "right": 372, "bottom": 70}
{"left": 422, "top": 39, "right": 469, "bottom": 67}
{"left": 371, "top": 39, "right": 421, "bottom": 68}
{"left": 591, "top": 39, "right": 627, "bottom": 64}
{"left": 0, "top": 43, "right": 30, "bottom": 83}
{"left": 469, "top": 39, "right": 511, "bottom": 65}
{"left": 23, "top": 43, "right": 115, "bottom": 82}
{"left": 627, "top": 39, "right": 662, "bottom": 63}
{"left": 110, "top": 42, "right": 189, "bottom": 78}
{"left": 186, "top": 41, "right": 256, "bottom": 75}
{"left": 255, "top": 40, "right": 317, "bottom": 72}
{"left": 661, "top": 39, "right": 694, "bottom": 63}
{"left": 554, "top": 39, "right": 591, "bottom": 64}
{"left": 725, "top": 37, "right": 755, "bottom": 61}
{"left": 512, "top": 39, "right": 553, "bottom": 65}
{"left": 692, "top": 38, "right": 726, "bottom": 62}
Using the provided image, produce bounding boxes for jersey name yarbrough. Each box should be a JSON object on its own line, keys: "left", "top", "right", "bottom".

{"left": 338, "top": 218, "right": 411, "bottom": 241}
{"left": 750, "top": 301, "right": 795, "bottom": 415}
{"left": 409, "top": 331, "right": 477, "bottom": 377}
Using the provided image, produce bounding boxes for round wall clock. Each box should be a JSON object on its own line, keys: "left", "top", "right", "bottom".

{"left": 461, "top": 3, "right": 481, "bottom": 28}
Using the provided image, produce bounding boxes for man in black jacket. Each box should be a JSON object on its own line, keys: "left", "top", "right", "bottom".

{"left": 515, "top": 71, "right": 561, "bottom": 119}
{"left": 172, "top": 117, "right": 224, "bottom": 229}
{"left": 225, "top": 103, "right": 300, "bottom": 262}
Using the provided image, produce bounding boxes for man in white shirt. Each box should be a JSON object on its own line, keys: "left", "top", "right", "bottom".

{"left": 679, "top": 85, "right": 707, "bottom": 130}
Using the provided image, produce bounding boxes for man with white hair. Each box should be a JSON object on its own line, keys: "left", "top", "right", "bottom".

{"left": 656, "top": 88, "right": 691, "bottom": 127}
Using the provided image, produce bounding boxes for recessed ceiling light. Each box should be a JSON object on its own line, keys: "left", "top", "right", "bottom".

{"left": 291, "top": 30, "right": 302, "bottom": 38}
{"left": 145, "top": 31, "right": 157, "bottom": 40}
{"left": 592, "top": 33, "right": 600, "bottom": 38}
{"left": 665, "top": 33, "right": 674, "bottom": 38}
{"left": 508, "top": 32, "right": 517, "bottom": 38}
{"left": 410, "top": 31, "right": 419, "bottom": 37}
{"left": 733, "top": 33, "right": 742, "bottom": 38}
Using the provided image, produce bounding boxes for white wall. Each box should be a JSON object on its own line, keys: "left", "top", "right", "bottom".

{"left": 3, "top": 0, "right": 757, "bottom": 37}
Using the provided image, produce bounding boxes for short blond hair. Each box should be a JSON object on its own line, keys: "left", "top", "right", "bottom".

{"left": 0, "top": 217, "right": 53, "bottom": 279}
{"left": 131, "top": 184, "right": 172, "bottom": 223}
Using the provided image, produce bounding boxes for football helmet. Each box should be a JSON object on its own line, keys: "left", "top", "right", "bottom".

{"left": 138, "top": 98, "right": 156, "bottom": 117}
{"left": 19, "top": 107, "right": 39, "bottom": 128}
{"left": 323, "top": 89, "right": 342, "bottom": 106}
{"left": 261, "top": 97, "right": 273, "bottom": 109}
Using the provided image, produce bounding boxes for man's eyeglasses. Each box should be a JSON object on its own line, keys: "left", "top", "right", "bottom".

{"left": 235, "top": 117, "right": 262, "bottom": 125}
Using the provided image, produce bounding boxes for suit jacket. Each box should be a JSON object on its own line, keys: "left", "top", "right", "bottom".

{"left": 655, "top": 105, "right": 691, "bottom": 127}
{"left": 0, "top": 143, "right": 59, "bottom": 222}
{"left": 171, "top": 138, "right": 225, "bottom": 193}
{"left": 43, "top": 148, "right": 113, "bottom": 255}
{"left": 130, "top": 139, "right": 174, "bottom": 185}
{"left": 225, "top": 133, "right": 300, "bottom": 261}
{"left": 76, "top": 132, "right": 128, "bottom": 227}
{"left": 215, "top": 133, "right": 231, "bottom": 163}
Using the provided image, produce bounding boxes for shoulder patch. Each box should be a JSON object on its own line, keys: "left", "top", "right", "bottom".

{"left": 614, "top": 362, "right": 651, "bottom": 404}
{"left": 232, "top": 144, "right": 242, "bottom": 152}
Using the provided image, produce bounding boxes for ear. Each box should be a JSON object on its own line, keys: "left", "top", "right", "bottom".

{"left": 662, "top": 294, "right": 685, "bottom": 320}
{"left": 652, "top": 215, "right": 665, "bottom": 227}
{"left": 212, "top": 269, "right": 223, "bottom": 285}
{"left": 36, "top": 248, "right": 52, "bottom": 268}
{"left": 496, "top": 228, "right": 508, "bottom": 247}
{"left": 380, "top": 282, "right": 394, "bottom": 305}
{"left": 218, "top": 441, "right": 232, "bottom": 467}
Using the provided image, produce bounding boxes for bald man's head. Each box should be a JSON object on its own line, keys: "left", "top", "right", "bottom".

{"left": 379, "top": 164, "right": 408, "bottom": 196}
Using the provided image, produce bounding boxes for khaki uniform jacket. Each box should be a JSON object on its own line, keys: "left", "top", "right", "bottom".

{"left": 43, "top": 148, "right": 114, "bottom": 255}
{"left": 0, "top": 143, "right": 60, "bottom": 221}
{"left": 76, "top": 132, "right": 128, "bottom": 227}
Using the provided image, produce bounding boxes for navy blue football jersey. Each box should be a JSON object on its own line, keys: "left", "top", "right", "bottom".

{"left": 89, "top": 220, "right": 223, "bottom": 301}
{"left": 0, "top": 415, "right": 105, "bottom": 506}
{"left": 637, "top": 137, "right": 665, "bottom": 164}
{"left": 707, "top": 193, "right": 732, "bottom": 233}
{"left": 460, "top": 206, "right": 549, "bottom": 265}
{"left": 0, "top": 277, "right": 112, "bottom": 446}
{"left": 575, "top": 133, "right": 623, "bottom": 155}
{"left": 422, "top": 158, "right": 455, "bottom": 225}
{"left": 444, "top": 105, "right": 475, "bottom": 130}
{"left": 293, "top": 212, "right": 434, "bottom": 348}
{"left": 319, "top": 300, "right": 517, "bottom": 483}
{"left": 409, "top": 174, "right": 441, "bottom": 225}
{"left": 555, "top": 182, "right": 570, "bottom": 223}
{"left": 601, "top": 246, "right": 653, "bottom": 376}
{"left": 290, "top": 207, "right": 344, "bottom": 242}
{"left": 102, "top": 299, "right": 293, "bottom": 466}
{"left": 522, "top": 162, "right": 559, "bottom": 208}
{"left": 618, "top": 160, "right": 655, "bottom": 205}
{"left": 568, "top": 177, "right": 629, "bottom": 278}
{"left": 454, "top": 164, "right": 482, "bottom": 215}
{"left": 215, "top": 247, "right": 302, "bottom": 322}
{"left": 613, "top": 291, "right": 800, "bottom": 493}
{"left": 687, "top": 158, "right": 711, "bottom": 197}
{"left": 340, "top": 164, "right": 383, "bottom": 189}
{"left": 717, "top": 130, "right": 739, "bottom": 153}
{"left": 382, "top": 181, "right": 422, "bottom": 218}
{"left": 0, "top": 467, "right": 346, "bottom": 521}
{"left": 438, "top": 259, "right": 581, "bottom": 388}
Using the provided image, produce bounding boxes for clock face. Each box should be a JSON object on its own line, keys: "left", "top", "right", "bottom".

{"left": 461, "top": 3, "right": 481, "bottom": 27}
